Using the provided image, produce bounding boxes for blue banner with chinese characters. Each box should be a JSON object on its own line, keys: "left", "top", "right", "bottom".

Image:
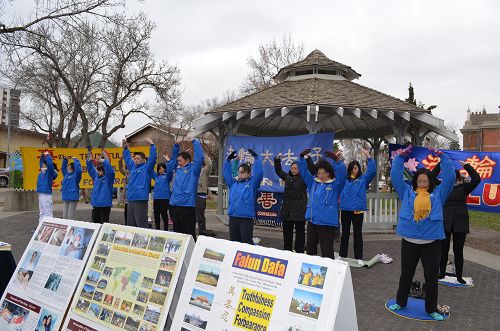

{"left": 225, "top": 132, "right": 335, "bottom": 193}
{"left": 389, "top": 144, "right": 500, "bottom": 213}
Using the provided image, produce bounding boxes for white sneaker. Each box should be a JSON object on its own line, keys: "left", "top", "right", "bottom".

{"left": 357, "top": 259, "right": 365, "bottom": 266}
{"left": 252, "top": 237, "right": 261, "bottom": 245}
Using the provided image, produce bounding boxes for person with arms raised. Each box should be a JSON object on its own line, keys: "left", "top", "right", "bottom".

{"left": 36, "top": 151, "right": 58, "bottom": 221}
{"left": 61, "top": 156, "right": 82, "bottom": 220}
{"left": 86, "top": 148, "right": 115, "bottom": 224}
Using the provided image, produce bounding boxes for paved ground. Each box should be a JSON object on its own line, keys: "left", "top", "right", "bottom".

{"left": 1, "top": 205, "right": 499, "bottom": 330}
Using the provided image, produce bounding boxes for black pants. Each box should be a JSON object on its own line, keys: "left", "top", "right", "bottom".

{"left": 339, "top": 210, "right": 364, "bottom": 259}
{"left": 127, "top": 201, "right": 149, "bottom": 228}
{"left": 396, "top": 239, "right": 440, "bottom": 314}
{"left": 306, "top": 222, "right": 337, "bottom": 259}
{"left": 440, "top": 232, "right": 467, "bottom": 278}
{"left": 153, "top": 199, "right": 169, "bottom": 231}
{"left": 170, "top": 206, "right": 196, "bottom": 240}
{"left": 229, "top": 217, "right": 254, "bottom": 244}
{"left": 92, "top": 207, "right": 111, "bottom": 224}
{"left": 124, "top": 203, "right": 128, "bottom": 226}
{"left": 282, "top": 220, "right": 305, "bottom": 253}
{"left": 195, "top": 196, "right": 207, "bottom": 234}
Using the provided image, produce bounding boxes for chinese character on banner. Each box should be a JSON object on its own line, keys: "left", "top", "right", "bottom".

{"left": 309, "top": 147, "right": 323, "bottom": 163}
{"left": 257, "top": 192, "right": 278, "bottom": 209}
{"left": 282, "top": 148, "right": 298, "bottom": 166}
{"left": 260, "top": 149, "right": 274, "bottom": 165}
{"left": 460, "top": 155, "right": 497, "bottom": 179}
{"left": 226, "top": 145, "right": 235, "bottom": 156}
{"left": 279, "top": 178, "right": 285, "bottom": 187}
{"left": 261, "top": 178, "right": 273, "bottom": 186}
{"left": 421, "top": 154, "right": 440, "bottom": 171}
{"left": 238, "top": 148, "right": 254, "bottom": 164}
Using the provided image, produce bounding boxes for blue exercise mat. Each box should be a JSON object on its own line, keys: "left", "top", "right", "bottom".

{"left": 438, "top": 275, "right": 473, "bottom": 288}
{"left": 385, "top": 298, "right": 450, "bottom": 321}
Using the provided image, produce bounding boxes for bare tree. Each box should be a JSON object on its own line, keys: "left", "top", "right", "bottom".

{"left": 240, "top": 34, "right": 304, "bottom": 96}
{"left": 0, "top": 0, "right": 121, "bottom": 34}
{"left": 1, "top": 12, "right": 181, "bottom": 147}
{"left": 423, "top": 122, "right": 458, "bottom": 149}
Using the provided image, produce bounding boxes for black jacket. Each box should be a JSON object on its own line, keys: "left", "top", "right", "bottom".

{"left": 274, "top": 157, "right": 307, "bottom": 222}
{"left": 433, "top": 163, "right": 481, "bottom": 233}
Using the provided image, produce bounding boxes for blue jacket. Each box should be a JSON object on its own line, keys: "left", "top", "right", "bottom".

{"left": 87, "top": 159, "right": 115, "bottom": 207}
{"left": 36, "top": 154, "right": 58, "bottom": 194}
{"left": 153, "top": 146, "right": 178, "bottom": 200}
{"left": 123, "top": 144, "right": 157, "bottom": 201}
{"left": 340, "top": 158, "right": 376, "bottom": 211}
{"left": 61, "top": 158, "right": 82, "bottom": 201}
{"left": 299, "top": 157, "right": 347, "bottom": 227}
{"left": 223, "top": 157, "right": 264, "bottom": 219}
{"left": 170, "top": 139, "right": 204, "bottom": 207}
{"left": 391, "top": 153, "right": 455, "bottom": 240}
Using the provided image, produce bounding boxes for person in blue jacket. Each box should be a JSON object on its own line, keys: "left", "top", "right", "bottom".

{"left": 152, "top": 148, "right": 177, "bottom": 230}
{"left": 339, "top": 148, "right": 376, "bottom": 263}
{"left": 169, "top": 137, "right": 204, "bottom": 240}
{"left": 299, "top": 149, "right": 347, "bottom": 259}
{"left": 87, "top": 153, "right": 115, "bottom": 224}
{"left": 389, "top": 145, "right": 455, "bottom": 321}
{"left": 223, "top": 148, "right": 263, "bottom": 244}
{"left": 122, "top": 137, "right": 157, "bottom": 228}
{"left": 61, "top": 156, "right": 82, "bottom": 220}
{"left": 37, "top": 151, "right": 58, "bottom": 221}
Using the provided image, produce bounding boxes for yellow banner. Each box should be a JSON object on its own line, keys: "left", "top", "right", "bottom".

{"left": 20, "top": 146, "right": 151, "bottom": 190}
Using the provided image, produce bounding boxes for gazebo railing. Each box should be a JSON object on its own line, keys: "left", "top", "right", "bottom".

{"left": 220, "top": 188, "right": 399, "bottom": 230}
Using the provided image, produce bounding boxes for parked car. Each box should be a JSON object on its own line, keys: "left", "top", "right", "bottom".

{"left": 0, "top": 168, "right": 9, "bottom": 188}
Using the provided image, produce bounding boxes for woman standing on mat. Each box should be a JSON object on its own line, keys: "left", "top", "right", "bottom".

{"left": 298, "top": 149, "right": 346, "bottom": 259}
{"left": 36, "top": 151, "right": 58, "bottom": 221}
{"left": 86, "top": 149, "right": 115, "bottom": 223}
{"left": 435, "top": 160, "right": 480, "bottom": 283}
{"left": 61, "top": 156, "right": 82, "bottom": 220}
{"left": 274, "top": 155, "right": 307, "bottom": 253}
{"left": 223, "top": 149, "right": 263, "bottom": 244}
{"left": 389, "top": 145, "right": 455, "bottom": 321}
{"left": 339, "top": 148, "right": 376, "bottom": 264}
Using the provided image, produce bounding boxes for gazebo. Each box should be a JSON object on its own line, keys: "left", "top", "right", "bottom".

{"left": 193, "top": 49, "right": 457, "bottom": 227}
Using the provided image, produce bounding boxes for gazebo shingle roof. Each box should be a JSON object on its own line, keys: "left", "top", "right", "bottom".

{"left": 214, "top": 78, "right": 427, "bottom": 113}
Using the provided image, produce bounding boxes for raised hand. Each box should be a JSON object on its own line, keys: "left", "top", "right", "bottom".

{"left": 227, "top": 151, "right": 237, "bottom": 160}
{"left": 247, "top": 148, "right": 258, "bottom": 157}
{"left": 121, "top": 139, "right": 128, "bottom": 148}
{"left": 72, "top": 156, "right": 78, "bottom": 160}
{"left": 400, "top": 144, "right": 413, "bottom": 156}
{"left": 145, "top": 137, "right": 154, "bottom": 145}
{"left": 335, "top": 150, "right": 343, "bottom": 160}
{"left": 458, "top": 160, "right": 466, "bottom": 166}
{"left": 275, "top": 153, "right": 283, "bottom": 160}
{"left": 163, "top": 151, "right": 170, "bottom": 162}
{"left": 361, "top": 148, "right": 371, "bottom": 158}
{"left": 300, "top": 149, "right": 311, "bottom": 157}
{"left": 428, "top": 147, "right": 443, "bottom": 156}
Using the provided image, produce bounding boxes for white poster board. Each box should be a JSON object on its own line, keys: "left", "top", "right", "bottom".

{"left": 62, "top": 223, "right": 194, "bottom": 331}
{"left": 171, "top": 236, "right": 357, "bottom": 331}
{"left": 0, "top": 217, "right": 101, "bottom": 331}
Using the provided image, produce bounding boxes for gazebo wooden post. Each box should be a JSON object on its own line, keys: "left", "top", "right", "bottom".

{"left": 216, "top": 125, "right": 225, "bottom": 216}
{"left": 364, "top": 137, "right": 383, "bottom": 192}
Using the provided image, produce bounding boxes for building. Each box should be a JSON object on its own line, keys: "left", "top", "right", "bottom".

{"left": 1, "top": 88, "right": 21, "bottom": 127}
{"left": 461, "top": 107, "right": 500, "bottom": 152}
{"left": 0, "top": 124, "right": 46, "bottom": 168}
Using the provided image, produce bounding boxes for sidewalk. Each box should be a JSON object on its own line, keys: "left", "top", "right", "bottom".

{"left": 0, "top": 208, "right": 499, "bottom": 330}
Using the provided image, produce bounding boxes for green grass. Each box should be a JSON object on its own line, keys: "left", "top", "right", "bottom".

{"left": 469, "top": 211, "right": 500, "bottom": 232}
{"left": 206, "top": 200, "right": 217, "bottom": 210}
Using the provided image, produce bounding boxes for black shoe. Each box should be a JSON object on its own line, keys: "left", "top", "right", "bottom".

{"left": 456, "top": 277, "right": 466, "bottom": 284}
{"left": 438, "top": 273, "right": 445, "bottom": 279}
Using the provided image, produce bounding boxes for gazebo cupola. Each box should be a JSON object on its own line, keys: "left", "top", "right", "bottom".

{"left": 274, "top": 49, "right": 361, "bottom": 83}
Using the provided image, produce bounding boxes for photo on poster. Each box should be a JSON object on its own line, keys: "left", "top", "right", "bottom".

{"left": 289, "top": 288, "right": 323, "bottom": 320}
{"left": 111, "top": 311, "right": 126, "bottom": 328}
{"left": 202, "top": 248, "right": 225, "bottom": 262}
{"left": 189, "top": 288, "right": 215, "bottom": 311}
{"left": 139, "top": 322, "right": 157, "bottom": 331}
{"left": 103, "top": 294, "right": 114, "bottom": 306}
{"left": 284, "top": 319, "right": 317, "bottom": 331}
{"left": 103, "top": 267, "right": 113, "bottom": 277}
{"left": 154, "top": 269, "right": 172, "bottom": 287}
{"left": 91, "top": 256, "right": 107, "bottom": 271}
{"left": 195, "top": 263, "right": 220, "bottom": 287}
{"left": 20, "top": 250, "right": 41, "bottom": 271}
{"left": 101, "top": 229, "right": 116, "bottom": 243}
{"left": 114, "top": 231, "right": 134, "bottom": 246}
{"left": 0, "top": 299, "right": 30, "bottom": 329}
{"left": 149, "top": 286, "right": 167, "bottom": 305}
{"left": 183, "top": 312, "right": 207, "bottom": 330}
{"left": 44, "top": 272, "right": 62, "bottom": 292}
{"left": 148, "top": 236, "right": 166, "bottom": 252}
{"left": 88, "top": 303, "right": 101, "bottom": 319}
{"left": 137, "top": 290, "right": 150, "bottom": 304}
{"left": 49, "top": 228, "right": 67, "bottom": 246}
{"left": 133, "top": 303, "right": 145, "bottom": 316}
{"left": 131, "top": 234, "right": 150, "bottom": 249}
{"left": 164, "top": 238, "right": 182, "bottom": 255}
{"left": 141, "top": 277, "right": 154, "bottom": 289}
{"left": 35, "top": 308, "right": 58, "bottom": 331}
{"left": 15, "top": 268, "right": 34, "bottom": 289}
{"left": 86, "top": 270, "right": 101, "bottom": 284}
{"left": 35, "top": 224, "right": 55, "bottom": 243}
{"left": 120, "top": 300, "right": 133, "bottom": 313}
{"left": 143, "top": 304, "right": 161, "bottom": 325}
{"left": 125, "top": 316, "right": 141, "bottom": 331}
{"left": 97, "top": 279, "right": 108, "bottom": 290}
{"left": 75, "top": 298, "right": 90, "bottom": 313}
{"left": 159, "top": 255, "right": 177, "bottom": 271}
{"left": 81, "top": 284, "right": 95, "bottom": 300}
{"left": 298, "top": 263, "right": 327, "bottom": 289}
{"left": 96, "top": 243, "right": 111, "bottom": 257}
{"left": 113, "top": 299, "right": 121, "bottom": 309}
{"left": 99, "top": 307, "right": 112, "bottom": 323}
{"left": 59, "top": 227, "right": 94, "bottom": 260}
{"left": 93, "top": 291, "right": 104, "bottom": 303}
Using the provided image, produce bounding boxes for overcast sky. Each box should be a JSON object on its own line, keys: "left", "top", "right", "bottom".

{"left": 7, "top": 0, "right": 500, "bottom": 142}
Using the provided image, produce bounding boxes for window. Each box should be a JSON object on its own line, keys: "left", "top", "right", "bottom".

{"left": 318, "top": 69, "right": 337, "bottom": 75}
{"left": 295, "top": 69, "right": 314, "bottom": 76}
